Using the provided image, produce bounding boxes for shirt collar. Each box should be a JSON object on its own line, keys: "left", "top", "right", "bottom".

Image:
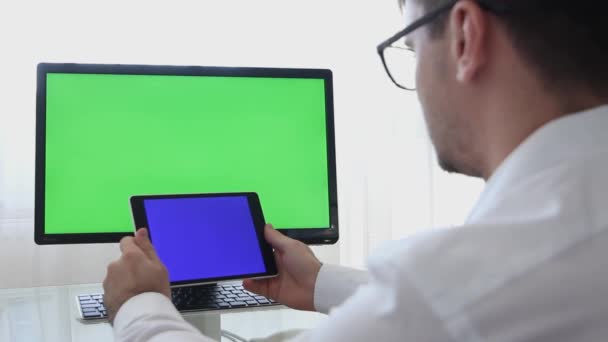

{"left": 467, "top": 104, "right": 608, "bottom": 223}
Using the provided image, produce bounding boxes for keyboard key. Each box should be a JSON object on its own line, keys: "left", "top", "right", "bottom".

{"left": 83, "top": 311, "right": 102, "bottom": 318}
{"left": 230, "top": 301, "right": 247, "bottom": 308}
{"left": 81, "top": 304, "right": 101, "bottom": 309}
{"left": 218, "top": 303, "right": 230, "bottom": 309}
{"left": 257, "top": 299, "right": 270, "bottom": 304}
{"left": 245, "top": 300, "right": 258, "bottom": 306}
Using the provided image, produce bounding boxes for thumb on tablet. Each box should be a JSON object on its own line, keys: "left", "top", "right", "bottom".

{"left": 264, "top": 224, "right": 291, "bottom": 251}
{"left": 134, "top": 228, "right": 158, "bottom": 260}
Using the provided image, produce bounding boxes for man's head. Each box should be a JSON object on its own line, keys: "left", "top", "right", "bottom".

{"left": 395, "top": 0, "right": 608, "bottom": 179}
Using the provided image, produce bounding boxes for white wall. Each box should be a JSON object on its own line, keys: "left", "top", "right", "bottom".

{"left": 0, "top": 0, "right": 483, "bottom": 288}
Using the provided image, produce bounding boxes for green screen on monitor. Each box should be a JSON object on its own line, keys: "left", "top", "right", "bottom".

{"left": 35, "top": 63, "right": 338, "bottom": 245}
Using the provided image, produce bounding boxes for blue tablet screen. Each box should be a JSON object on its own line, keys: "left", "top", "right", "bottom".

{"left": 143, "top": 196, "right": 267, "bottom": 282}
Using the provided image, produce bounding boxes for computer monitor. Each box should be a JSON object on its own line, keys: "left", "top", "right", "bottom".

{"left": 35, "top": 63, "right": 338, "bottom": 245}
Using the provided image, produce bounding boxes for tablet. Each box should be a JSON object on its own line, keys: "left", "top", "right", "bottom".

{"left": 130, "top": 192, "right": 278, "bottom": 286}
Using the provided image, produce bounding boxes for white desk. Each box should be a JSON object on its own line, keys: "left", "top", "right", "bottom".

{"left": 0, "top": 284, "right": 326, "bottom": 342}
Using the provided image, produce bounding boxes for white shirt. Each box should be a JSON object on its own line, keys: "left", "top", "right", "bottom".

{"left": 114, "top": 104, "right": 608, "bottom": 341}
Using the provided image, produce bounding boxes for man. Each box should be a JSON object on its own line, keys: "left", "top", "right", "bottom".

{"left": 104, "top": 0, "right": 608, "bottom": 340}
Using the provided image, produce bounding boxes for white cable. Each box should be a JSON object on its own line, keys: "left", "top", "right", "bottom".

{"left": 221, "top": 329, "right": 249, "bottom": 342}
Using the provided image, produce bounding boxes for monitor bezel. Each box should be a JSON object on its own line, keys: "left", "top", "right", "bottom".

{"left": 35, "top": 62, "right": 339, "bottom": 245}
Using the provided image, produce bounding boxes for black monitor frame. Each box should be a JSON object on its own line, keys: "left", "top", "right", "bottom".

{"left": 35, "top": 62, "right": 339, "bottom": 245}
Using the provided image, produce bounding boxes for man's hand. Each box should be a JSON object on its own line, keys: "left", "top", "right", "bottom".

{"left": 243, "top": 224, "right": 322, "bottom": 312}
{"left": 103, "top": 228, "right": 171, "bottom": 323}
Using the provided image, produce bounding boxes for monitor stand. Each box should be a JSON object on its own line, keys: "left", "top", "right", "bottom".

{"left": 184, "top": 312, "right": 221, "bottom": 340}
{"left": 177, "top": 282, "right": 225, "bottom": 340}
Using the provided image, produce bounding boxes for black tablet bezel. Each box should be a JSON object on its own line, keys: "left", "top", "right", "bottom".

{"left": 130, "top": 192, "right": 278, "bottom": 286}
{"left": 34, "top": 62, "right": 339, "bottom": 245}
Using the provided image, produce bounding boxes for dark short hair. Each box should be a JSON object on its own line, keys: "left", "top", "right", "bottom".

{"left": 400, "top": 0, "right": 608, "bottom": 96}
{"left": 399, "top": 0, "right": 449, "bottom": 36}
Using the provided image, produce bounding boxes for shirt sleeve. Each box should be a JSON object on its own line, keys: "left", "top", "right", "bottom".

{"left": 113, "top": 292, "right": 214, "bottom": 342}
{"left": 288, "top": 257, "right": 452, "bottom": 342}
{"left": 313, "top": 264, "right": 369, "bottom": 314}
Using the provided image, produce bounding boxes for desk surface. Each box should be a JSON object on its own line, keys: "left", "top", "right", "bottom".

{"left": 0, "top": 284, "right": 325, "bottom": 342}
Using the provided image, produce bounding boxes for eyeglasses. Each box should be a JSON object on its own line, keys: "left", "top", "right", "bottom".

{"left": 377, "top": 0, "right": 459, "bottom": 90}
{"left": 377, "top": 0, "right": 505, "bottom": 90}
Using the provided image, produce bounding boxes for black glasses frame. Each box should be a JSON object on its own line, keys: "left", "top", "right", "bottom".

{"left": 377, "top": 0, "right": 506, "bottom": 90}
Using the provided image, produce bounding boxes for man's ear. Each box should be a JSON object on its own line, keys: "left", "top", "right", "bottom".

{"left": 449, "top": 0, "right": 489, "bottom": 83}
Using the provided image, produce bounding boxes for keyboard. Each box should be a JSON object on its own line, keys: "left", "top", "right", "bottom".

{"left": 77, "top": 283, "right": 279, "bottom": 321}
